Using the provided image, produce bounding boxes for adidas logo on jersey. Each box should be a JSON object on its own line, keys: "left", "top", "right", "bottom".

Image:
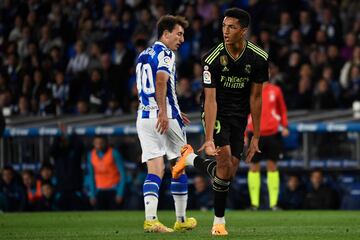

{"left": 222, "top": 66, "right": 229, "bottom": 72}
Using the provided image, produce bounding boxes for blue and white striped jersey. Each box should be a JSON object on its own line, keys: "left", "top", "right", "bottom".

{"left": 136, "top": 41, "right": 181, "bottom": 119}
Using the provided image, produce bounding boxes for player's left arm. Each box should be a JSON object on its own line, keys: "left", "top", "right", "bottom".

{"left": 277, "top": 87, "right": 289, "bottom": 137}
{"left": 155, "top": 50, "right": 175, "bottom": 134}
{"left": 246, "top": 57, "right": 268, "bottom": 163}
{"left": 250, "top": 83, "right": 262, "bottom": 137}
{"left": 155, "top": 71, "right": 170, "bottom": 134}
{"left": 246, "top": 82, "right": 263, "bottom": 163}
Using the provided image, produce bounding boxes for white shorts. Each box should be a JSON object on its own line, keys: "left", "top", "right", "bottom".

{"left": 136, "top": 118, "right": 187, "bottom": 163}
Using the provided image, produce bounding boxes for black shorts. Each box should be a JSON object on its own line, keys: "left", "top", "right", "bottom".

{"left": 251, "top": 133, "right": 284, "bottom": 162}
{"left": 202, "top": 112, "right": 247, "bottom": 159}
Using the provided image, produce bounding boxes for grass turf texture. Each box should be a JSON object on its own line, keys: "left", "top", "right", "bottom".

{"left": 0, "top": 211, "right": 359, "bottom": 240}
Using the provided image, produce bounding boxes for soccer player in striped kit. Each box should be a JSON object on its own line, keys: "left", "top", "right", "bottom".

{"left": 135, "top": 15, "right": 196, "bottom": 233}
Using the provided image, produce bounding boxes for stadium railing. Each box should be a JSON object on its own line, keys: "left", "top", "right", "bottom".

{"left": 1, "top": 122, "right": 360, "bottom": 170}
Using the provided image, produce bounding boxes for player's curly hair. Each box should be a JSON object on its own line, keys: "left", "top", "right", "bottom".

{"left": 224, "top": 8, "right": 251, "bottom": 28}
{"left": 157, "top": 15, "right": 189, "bottom": 39}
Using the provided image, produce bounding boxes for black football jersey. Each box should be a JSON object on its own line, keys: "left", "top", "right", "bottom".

{"left": 201, "top": 40, "right": 269, "bottom": 117}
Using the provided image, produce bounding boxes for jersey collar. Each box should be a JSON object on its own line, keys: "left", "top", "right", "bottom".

{"left": 224, "top": 40, "right": 247, "bottom": 62}
{"left": 155, "top": 41, "right": 168, "bottom": 49}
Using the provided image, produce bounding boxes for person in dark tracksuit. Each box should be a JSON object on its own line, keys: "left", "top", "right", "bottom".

{"left": 50, "top": 122, "right": 85, "bottom": 210}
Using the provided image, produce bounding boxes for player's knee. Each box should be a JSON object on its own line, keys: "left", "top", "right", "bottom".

{"left": 148, "top": 166, "right": 165, "bottom": 178}
{"left": 217, "top": 160, "right": 232, "bottom": 173}
{"left": 266, "top": 160, "right": 277, "bottom": 172}
{"left": 213, "top": 175, "right": 231, "bottom": 193}
{"left": 249, "top": 163, "right": 261, "bottom": 172}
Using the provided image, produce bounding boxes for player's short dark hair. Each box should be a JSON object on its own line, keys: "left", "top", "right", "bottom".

{"left": 157, "top": 15, "right": 189, "bottom": 39}
{"left": 224, "top": 8, "right": 250, "bottom": 28}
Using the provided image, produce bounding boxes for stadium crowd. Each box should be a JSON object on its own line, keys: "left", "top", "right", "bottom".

{"left": 0, "top": 0, "right": 360, "bottom": 116}
{"left": 1, "top": 0, "right": 360, "bottom": 211}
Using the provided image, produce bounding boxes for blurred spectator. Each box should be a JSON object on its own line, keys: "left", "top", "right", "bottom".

{"left": 31, "top": 69, "right": 47, "bottom": 102}
{"left": 39, "top": 163, "right": 56, "bottom": 186}
{"left": 293, "top": 74, "right": 312, "bottom": 109}
{"left": 0, "top": 166, "right": 26, "bottom": 212}
{"left": 177, "top": 77, "right": 196, "bottom": 112}
{"left": 104, "top": 95, "right": 123, "bottom": 116}
{"left": 321, "top": 65, "right": 341, "bottom": 101}
{"left": 14, "top": 95, "right": 31, "bottom": 116}
{"left": 87, "top": 136, "right": 127, "bottom": 210}
{"left": 288, "top": 29, "right": 304, "bottom": 53}
{"left": 112, "top": 38, "right": 135, "bottom": 70}
{"left": 118, "top": 8, "right": 136, "bottom": 42}
{"left": 22, "top": 170, "right": 42, "bottom": 211}
{"left": 38, "top": 90, "right": 56, "bottom": 116}
{"left": 66, "top": 40, "right": 89, "bottom": 75}
{"left": 39, "top": 24, "right": 62, "bottom": 55}
{"left": 0, "top": 106, "right": 4, "bottom": 136}
{"left": 269, "top": 62, "right": 285, "bottom": 88}
{"left": 19, "top": 73, "right": 33, "bottom": 99}
{"left": 50, "top": 122, "right": 85, "bottom": 211}
{"left": 126, "top": 162, "right": 147, "bottom": 210}
{"left": 0, "top": 89, "right": 13, "bottom": 116}
{"left": 75, "top": 99, "right": 89, "bottom": 115}
{"left": 133, "top": 8, "right": 156, "bottom": 44}
{"left": 8, "top": 15, "right": 23, "bottom": 42}
{"left": 342, "top": 65, "right": 360, "bottom": 106}
{"left": 49, "top": 46, "right": 66, "bottom": 72}
{"left": 298, "top": 10, "right": 316, "bottom": 44}
{"left": 303, "top": 170, "right": 339, "bottom": 209}
{"left": 51, "top": 71, "right": 69, "bottom": 113}
{"left": 318, "top": 7, "right": 341, "bottom": 45}
{"left": 197, "top": 0, "right": 212, "bottom": 25}
{"left": 35, "top": 183, "right": 58, "bottom": 211}
{"left": 279, "top": 175, "right": 305, "bottom": 210}
{"left": 82, "top": 68, "right": 107, "bottom": 113}
{"left": 190, "top": 175, "right": 213, "bottom": 211}
{"left": 183, "top": 15, "right": 205, "bottom": 60}
{"left": 326, "top": 45, "right": 344, "bottom": 79}
{"left": 277, "top": 12, "right": 293, "bottom": 45}
{"left": 340, "top": 46, "right": 360, "bottom": 89}
{"left": 259, "top": 29, "right": 278, "bottom": 62}
{"left": 283, "top": 51, "right": 303, "bottom": 96}
{"left": 312, "top": 78, "right": 337, "bottom": 110}
{"left": 87, "top": 42, "right": 103, "bottom": 71}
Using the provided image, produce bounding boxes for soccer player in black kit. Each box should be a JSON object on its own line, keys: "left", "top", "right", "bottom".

{"left": 172, "top": 8, "right": 268, "bottom": 235}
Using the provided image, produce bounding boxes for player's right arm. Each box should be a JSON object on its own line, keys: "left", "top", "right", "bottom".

{"left": 200, "top": 87, "right": 218, "bottom": 155}
{"left": 198, "top": 58, "right": 218, "bottom": 156}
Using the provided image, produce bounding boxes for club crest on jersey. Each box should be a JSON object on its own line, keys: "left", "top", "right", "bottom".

{"left": 245, "top": 64, "right": 251, "bottom": 74}
{"left": 220, "top": 55, "right": 229, "bottom": 72}
{"left": 220, "top": 55, "right": 228, "bottom": 66}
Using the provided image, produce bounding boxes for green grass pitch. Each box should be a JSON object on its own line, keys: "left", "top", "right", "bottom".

{"left": 1, "top": 211, "right": 359, "bottom": 239}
